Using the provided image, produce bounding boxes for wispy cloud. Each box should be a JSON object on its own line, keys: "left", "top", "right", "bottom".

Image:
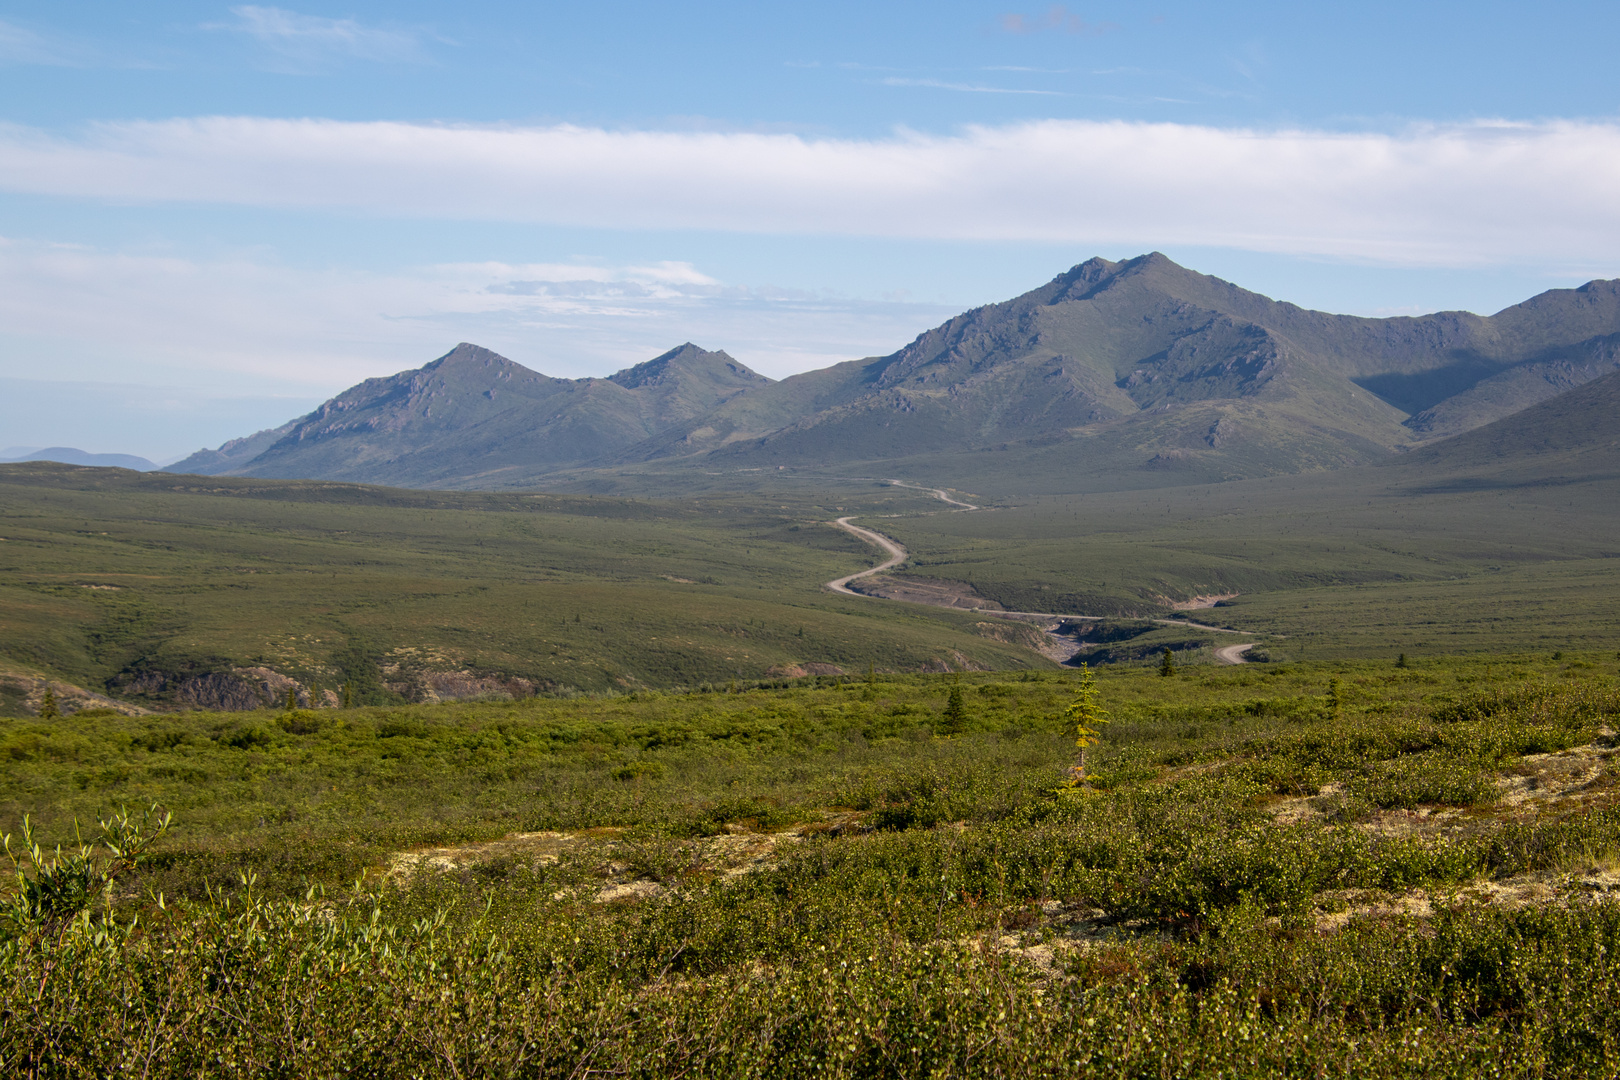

{"left": 881, "top": 77, "right": 1066, "bottom": 95}
{"left": 0, "top": 239, "right": 958, "bottom": 401}
{"left": 219, "top": 6, "right": 434, "bottom": 71}
{"left": 0, "top": 18, "right": 93, "bottom": 66}
{"left": 997, "top": 6, "right": 1120, "bottom": 35}
{"left": 2, "top": 117, "right": 1620, "bottom": 267}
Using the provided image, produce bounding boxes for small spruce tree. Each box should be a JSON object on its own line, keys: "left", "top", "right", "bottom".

{"left": 1158, "top": 647, "right": 1176, "bottom": 677}
{"left": 37, "top": 689, "right": 59, "bottom": 720}
{"left": 1396, "top": 653, "right": 1409, "bottom": 669}
{"left": 1062, "top": 664, "right": 1110, "bottom": 787}
{"left": 341, "top": 682, "right": 354, "bottom": 709}
{"left": 1327, "top": 676, "right": 1345, "bottom": 718}
{"left": 939, "top": 679, "right": 968, "bottom": 735}
{"left": 283, "top": 687, "right": 297, "bottom": 711}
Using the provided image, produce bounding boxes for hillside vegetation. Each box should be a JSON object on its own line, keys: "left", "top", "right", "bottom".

{"left": 0, "top": 464, "right": 1047, "bottom": 712}
{"left": 3, "top": 657, "right": 1618, "bottom": 1074}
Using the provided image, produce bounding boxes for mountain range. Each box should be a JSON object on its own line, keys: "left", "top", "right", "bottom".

{"left": 169, "top": 254, "right": 1620, "bottom": 492}
{"left": 1, "top": 447, "right": 158, "bottom": 471}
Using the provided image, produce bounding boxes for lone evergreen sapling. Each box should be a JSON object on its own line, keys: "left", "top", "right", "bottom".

{"left": 1062, "top": 664, "right": 1110, "bottom": 788}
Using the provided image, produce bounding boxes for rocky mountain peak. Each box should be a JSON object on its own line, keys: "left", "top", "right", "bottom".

{"left": 608, "top": 343, "right": 764, "bottom": 390}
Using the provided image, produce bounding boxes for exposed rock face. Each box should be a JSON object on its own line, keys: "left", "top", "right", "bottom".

{"left": 1, "top": 674, "right": 149, "bottom": 717}
{"left": 764, "top": 663, "right": 846, "bottom": 679}
{"left": 113, "top": 665, "right": 312, "bottom": 711}
{"left": 381, "top": 668, "right": 539, "bottom": 704}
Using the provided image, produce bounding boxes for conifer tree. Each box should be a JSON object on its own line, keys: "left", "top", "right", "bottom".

{"left": 37, "top": 689, "right": 59, "bottom": 720}
{"left": 1063, "top": 665, "right": 1110, "bottom": 787}
{"left": 1158, "top": 647, "right": 1176, "bottom": 677}
{"left": 939, "top": 679, "right": 968, "bottom": 734}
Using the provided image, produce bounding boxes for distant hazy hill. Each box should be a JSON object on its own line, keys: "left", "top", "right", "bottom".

{"left": 0, "top": 447, "right": 156, "bottom": 470}
{"left": 170, "top": 255, "right": 1620, "bottom": 493}
{"left": 170, "top": 343, "right": 770, "bottom": 487}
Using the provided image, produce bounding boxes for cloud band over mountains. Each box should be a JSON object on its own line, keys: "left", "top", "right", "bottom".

{"left": 3, "top": 116, "right": 1618, "bottom": 266}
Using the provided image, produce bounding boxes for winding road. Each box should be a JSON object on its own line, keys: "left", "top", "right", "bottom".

{"left": 824, "top": 484, "right": 1261, "bottom": 664}
{"left": 1213, "top": 642, "right": 1258, "bottom": 664}
{"left": 826, "top": 517, "right": 910, "bottom": 596}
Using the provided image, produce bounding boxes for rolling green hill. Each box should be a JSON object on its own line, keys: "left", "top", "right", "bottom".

{"left": 0, "top": 462, "right": 1049, "bottom": 714}
{"left": 862, "top": 371, "right": 1620, "bottom": 659}
{"left": 1394, "top": 366, "right": 1620, "bottom": 486}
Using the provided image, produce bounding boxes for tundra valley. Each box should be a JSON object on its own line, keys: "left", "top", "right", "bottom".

{"left": 5, "top": 254, "right": 1620, "bottom": 1076}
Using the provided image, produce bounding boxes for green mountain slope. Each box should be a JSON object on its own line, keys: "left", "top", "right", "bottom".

{"left": 172, "top": 343, "right": 770, "bottom": 488}
{"left": 169, "top": 420, "right": 299, "bottom": 475}
{"left": 620, "top": 255, "right": 1620, "bottom": 488}
{"left": 1393, "top": 366, "right": 1620, "bottom": 487}
{"left": 171, "top": 256, "right": 1620, "bottom": 494}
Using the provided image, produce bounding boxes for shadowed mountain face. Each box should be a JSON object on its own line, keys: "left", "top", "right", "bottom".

{"left": 622, "top": 254, "right": 1620, "bottom": 486}
{"left": 170, "top": 343, "right": 770, "bottom": 487}
{"left": 170, "top": 255, "right": 1620, "bottom": 493}
{"left": 1391, "top": 367, "right": 1620, "bottom": 491}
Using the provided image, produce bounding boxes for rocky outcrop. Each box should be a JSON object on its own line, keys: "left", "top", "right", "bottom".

{"left": 764, "top": 663, "right": 846, "bottom": 679}
{"left": 113, "top": 665, "right": 316, "bottom": 711}
{"left": 385, "top": 670, "right": 539, "bottom": 704}
{"left": 0, "top": 673, "right": 149, "bottom": 717}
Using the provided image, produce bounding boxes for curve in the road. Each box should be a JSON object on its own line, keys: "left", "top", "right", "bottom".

{"left": 826, "top": 517, "right": 909, "bottom": 595}
{"left": 824, "top": 487, "right": 1262, "bottom": 664}
{"left": 882, "top": 479, "right": 980, "bottom": 511}
{"left": 1213, "top": 642, "right": 1257, "bottom": 665}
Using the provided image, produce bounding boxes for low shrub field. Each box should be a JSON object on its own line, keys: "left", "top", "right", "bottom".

{"left": 4, "top": 655, "right": 1619, "bottom": 1076}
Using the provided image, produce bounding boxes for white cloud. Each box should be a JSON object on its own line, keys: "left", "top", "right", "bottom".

{"left": 2, "top": 116, "right": 1620, "bottom": 267}
{"left": 221, "top": 6, "right": 431, "bottom": 70}
{"left": 0, "top": 240, "right": 955, "bottom": 399}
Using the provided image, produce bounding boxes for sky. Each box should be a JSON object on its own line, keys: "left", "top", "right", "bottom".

{"left": 3, "top": 1, "right": 1619, "bottom": 461}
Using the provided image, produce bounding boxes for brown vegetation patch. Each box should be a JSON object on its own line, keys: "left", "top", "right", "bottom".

{"left": 1, "top": 673, "right": 150, "bottom": 717}
{"left": 1170, "top": 593, "right": 1240, "bottom": 610}
{"left": 846, "top": 574, "right": 1000, "bottom": 611}
{"left": 1315, "top": 866, "right": 1620, "bottom": 932}
{"left": 386, "top": 822, "right": 839, "bottom": 899}
{"left": 1498, "top": 742, "right": 1616, "bottom": 810}
{"left": 764, "top": 663, "right": 846, "bottom": 678}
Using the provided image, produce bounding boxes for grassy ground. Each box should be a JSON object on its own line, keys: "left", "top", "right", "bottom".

{"left": 0, "top": 464, "right": 1047, "bottom": 706}
{"left": 8, "top": 458, "right": 1620, "bottom": 712}
{"left": 3, "top": 653, "right": 1618, "bottom": 1074}
{"left": 877, "top": 464, "right": 1620, "bottom": 658}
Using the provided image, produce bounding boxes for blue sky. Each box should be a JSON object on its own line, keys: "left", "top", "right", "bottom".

{"left": 3, "top": 1, "right": 1619, "bottom": 460}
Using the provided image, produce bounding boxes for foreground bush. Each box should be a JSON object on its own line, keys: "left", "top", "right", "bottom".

{"left": 3, "top": 661, "right": 1618, "bottom": 1075}
{"left": 3, "top": 888, "right": 1618, "bottom": 1077}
